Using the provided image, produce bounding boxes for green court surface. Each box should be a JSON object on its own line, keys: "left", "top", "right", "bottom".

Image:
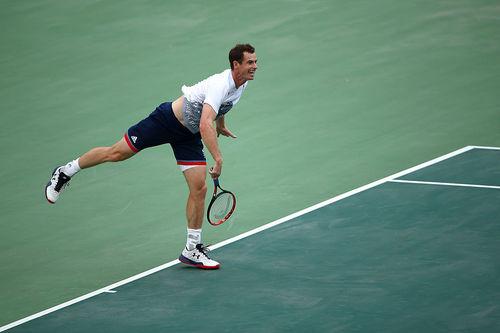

{"left": 2, "top": 147, "right": 499, "bottom": 332}
{"left": 1, "top": 0, "right": 500, "bottom": 331}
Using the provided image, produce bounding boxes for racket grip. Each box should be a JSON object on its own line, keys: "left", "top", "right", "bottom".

{"left": 213, "top": 178, "right": 219, "bottom": 187}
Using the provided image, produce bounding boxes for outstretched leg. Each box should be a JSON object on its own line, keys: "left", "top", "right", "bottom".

{"left": 45, "top": 137, "right": 135, "bottom": 204}
{"left": 79, "top": 137, "right": 135, "bottom": 169}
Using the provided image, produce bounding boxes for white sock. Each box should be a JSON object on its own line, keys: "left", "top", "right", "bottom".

{"left": 62, "top": 158, "right": 81, "bottom": 177}
{"left": 186, "top": 228, "right": 202, "bottom": 251}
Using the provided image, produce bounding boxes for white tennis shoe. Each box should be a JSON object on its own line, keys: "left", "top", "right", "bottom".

{"left": 179, "top": 244, "right": 220, "bottom": 270}
{"left": 45, "top": 166, "right": 71, "bottom": 204}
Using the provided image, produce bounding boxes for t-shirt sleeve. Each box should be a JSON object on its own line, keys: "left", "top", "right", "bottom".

{"left": 203, "top": 77, "right": 228, "bottom": 115}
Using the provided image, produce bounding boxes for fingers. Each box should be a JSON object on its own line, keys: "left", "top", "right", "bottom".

{"left": 209, "top": 166, "right": 221, "bottom": 179}
{"left": 216, "top": 127, "right": 237, "bottom": 139}
{"left": 222, "top": 129, "right": 237, "bottom": 138}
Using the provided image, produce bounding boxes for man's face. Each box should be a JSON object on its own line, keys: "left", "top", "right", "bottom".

{"left": 235, "top": 52, "right": 258, "bottom": 80}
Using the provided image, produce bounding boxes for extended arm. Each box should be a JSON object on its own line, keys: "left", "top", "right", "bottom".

{"left": 199, "top": 103, "right": 223, "bottom": 178}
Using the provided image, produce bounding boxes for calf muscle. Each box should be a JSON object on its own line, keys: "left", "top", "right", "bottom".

{"left": 78, "top": 138, "right": 135, "bottom": 169}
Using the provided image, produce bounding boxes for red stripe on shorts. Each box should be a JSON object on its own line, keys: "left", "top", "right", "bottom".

{"left": 177, "top": 161, "right": 207, "bottom": 166}
{"left": 124, "top": 133, "right": 139, "bottom": 153}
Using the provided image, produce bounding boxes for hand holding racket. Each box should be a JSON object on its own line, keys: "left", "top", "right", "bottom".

{"left": 207, "top": 177, "right": 236, "bottom": 226}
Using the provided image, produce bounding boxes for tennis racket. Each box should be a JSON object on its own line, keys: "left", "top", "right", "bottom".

{"left": 207, "top": 177, "right": 236, "bottom": 226}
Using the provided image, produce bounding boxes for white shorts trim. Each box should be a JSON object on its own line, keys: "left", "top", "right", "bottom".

{"left": 179, "top": 164, "right": 205, "bottom": 172}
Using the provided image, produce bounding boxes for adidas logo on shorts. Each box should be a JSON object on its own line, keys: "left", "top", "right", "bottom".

{"left": 131, "top": 136, "right": 138, "bottom": 143}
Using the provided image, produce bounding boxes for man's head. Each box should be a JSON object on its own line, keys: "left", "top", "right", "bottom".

{"left": 229, "top": 44, "right": 257, "bottom": 82}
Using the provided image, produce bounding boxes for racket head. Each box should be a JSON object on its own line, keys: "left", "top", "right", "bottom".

{"left": 207, "top": 190, "right": 236, "bottom": 226}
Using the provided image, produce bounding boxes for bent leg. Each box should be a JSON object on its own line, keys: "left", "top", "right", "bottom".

{"left": 78, "top": 137, "right": 135, "bottom": 169}
{"left": 183, "top": 166, "right": 207, "bottom": 229}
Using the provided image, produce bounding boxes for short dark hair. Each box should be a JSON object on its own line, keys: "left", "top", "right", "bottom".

{"left": 229, "top": 44, "right": 255, "bottom": 70}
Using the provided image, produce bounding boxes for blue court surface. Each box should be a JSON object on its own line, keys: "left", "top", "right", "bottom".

{"left": 2, "top": 146, "right": 499, "bottom": 333}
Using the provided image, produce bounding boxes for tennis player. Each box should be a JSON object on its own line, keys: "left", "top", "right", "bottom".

{"left": 45, "top": 44, "right": 257, "bottom": 270}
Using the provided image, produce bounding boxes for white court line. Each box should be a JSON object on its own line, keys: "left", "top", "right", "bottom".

{"left": 0, "top": 144, "right": 491, "bottom": 332}
{"left": 389, "top": 179, "right": 500, "bottom": 190}
{"left": 212, "top": 146, "right": 480, "bottom": 250}
{"left": 469, "top": 145, "right": 500, "bottom": 151}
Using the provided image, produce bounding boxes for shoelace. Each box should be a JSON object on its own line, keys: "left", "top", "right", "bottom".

{"left": 196, "top": 244, "right": 213, "bottom": 259}
{"left": 54, "top": 172, "right": 71, "bottom": 192}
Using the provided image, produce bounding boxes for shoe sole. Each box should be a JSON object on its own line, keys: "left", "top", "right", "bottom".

{"left": 45, "top": 167, "right": 59, "bottom": 204}
{"left": 178, "top": 255, "right": 220, "bottom": 270}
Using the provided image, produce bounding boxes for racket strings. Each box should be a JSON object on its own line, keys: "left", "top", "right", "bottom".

{"left": 210, "top": 192, "right": 234, "bottom": 220}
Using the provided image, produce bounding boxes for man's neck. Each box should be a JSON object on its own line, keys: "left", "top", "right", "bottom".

{"left": 231, "top": 70, "right": 246, "bottom": 89}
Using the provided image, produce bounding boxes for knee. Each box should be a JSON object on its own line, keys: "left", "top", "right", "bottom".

{"left": 191, "top": 182, "right": 207, "bottom": 200}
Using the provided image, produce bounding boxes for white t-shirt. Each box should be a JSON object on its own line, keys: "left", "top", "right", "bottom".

{"left": 181, "top": 69, "right": 248, "bottom": 133}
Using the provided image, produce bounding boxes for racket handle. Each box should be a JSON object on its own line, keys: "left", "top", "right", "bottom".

{"left": 213, "top": 178, "right": 220, "bottom": 187}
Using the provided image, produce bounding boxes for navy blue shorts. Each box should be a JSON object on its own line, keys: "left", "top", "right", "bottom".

{"left": 125, "top": 102, "right": 206, "bottom": 167}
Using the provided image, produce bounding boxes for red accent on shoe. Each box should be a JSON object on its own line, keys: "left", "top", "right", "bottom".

{"left": 45, "top": 190, "right": 55, "bottom": 204}
{"left": 178, "top": 256, "right": 220, "bottom": 270}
